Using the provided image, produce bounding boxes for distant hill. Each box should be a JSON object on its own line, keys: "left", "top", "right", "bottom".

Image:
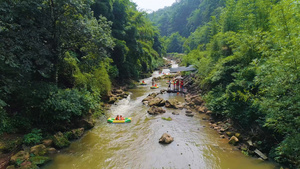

{"left": 148, "top": 0, "right": 225, "bottom": 37}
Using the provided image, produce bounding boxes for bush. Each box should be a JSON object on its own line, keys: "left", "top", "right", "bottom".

{"left": 43, "top": 89, "right": 99, "bottom": 123}
{"left": 23, "top": 129, "right": 43, "bottom": 146}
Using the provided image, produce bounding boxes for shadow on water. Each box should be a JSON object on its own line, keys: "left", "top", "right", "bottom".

{"left": 44, "top": 70, "right": 278, "bottom": 169}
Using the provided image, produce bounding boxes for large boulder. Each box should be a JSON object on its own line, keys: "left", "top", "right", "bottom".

{"left": 147, "top": 106, "right": 166, "bottom": 115}
{"left": 190, "top": 95, "right": 204, "bottom": 105}
{"left": 10, "top": 151, "right": 30, "bottom": 164}
{"left": 30, "top": 144, "right": 47, "bottom": 156}
{"left": 165, "top": 99, "right": 179, "bottom": 109}
{"left": 148, "top": 97, "right": 165, "bottom": 107}
{"left": 159, "top": 133, "right": 174, "bottom": 144}
{"left": 196, "top": 106, "right": 207, "bottom": 113}
{"left": 142, "top": 96, "right": 154, "bottom": 103}
{"left": 80, "top": 117, "right": 95, "bottom": 129}
{"left": 52, "top": 132, "right": 70, "bottom": 149}
{"left": 174, "top": 102, "right": 185, "bottom": 109}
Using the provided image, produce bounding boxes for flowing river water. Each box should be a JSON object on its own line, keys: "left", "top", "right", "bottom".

{"left": 44, "top": 64, "right": 277, "bottom": 169}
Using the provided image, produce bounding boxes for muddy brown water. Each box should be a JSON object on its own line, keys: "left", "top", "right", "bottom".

{"left": 44, "top": 71, "right": 277, "bottom": 169}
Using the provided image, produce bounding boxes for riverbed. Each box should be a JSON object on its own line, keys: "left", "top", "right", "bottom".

{"left": 44, "top": 70, "right": 277, "bottom": 169}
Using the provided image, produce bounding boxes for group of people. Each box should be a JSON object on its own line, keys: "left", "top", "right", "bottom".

{"left": 115, "top": 115, "right": 125, "bottom": 120}
{"left": 168, "top": 78, "right": 184, "bottom": 91}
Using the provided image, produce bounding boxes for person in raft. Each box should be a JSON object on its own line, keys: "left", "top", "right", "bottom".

{"left": 115, "top": 115, "right": 120, "bottom": 120}
{"left": 120, "top": 115, "right": 125, "bottom": 120}
{"left": 142, "top": 80, "right": 145, "bottom": 84}
{"left": 152, "top": 79, "right": 155, "bottom": 86}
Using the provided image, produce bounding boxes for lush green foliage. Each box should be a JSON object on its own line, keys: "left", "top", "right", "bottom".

{"left": 91, "top": 0, "right": 164, "bottom": 81}
{"left": 0, "top": 0, "right": 164, "bottom": 134}
{"left": 151, "top": 0, "right": 300, "bottom": 167}
{"left": 23, "top": 129, "right": 43, "bottom": 146}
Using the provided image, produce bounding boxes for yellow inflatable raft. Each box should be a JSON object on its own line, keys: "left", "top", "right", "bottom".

{"left": 107, "top": 117, "right": 131, "bottom": 123}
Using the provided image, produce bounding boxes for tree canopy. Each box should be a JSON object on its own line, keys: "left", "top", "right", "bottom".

{"left": 150, "top": 0, "right": 300, "bottom": 167}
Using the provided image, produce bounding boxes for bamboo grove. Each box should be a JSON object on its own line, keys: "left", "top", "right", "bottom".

{"left": 150, "top": 0, "right": 300, "bottom": 167}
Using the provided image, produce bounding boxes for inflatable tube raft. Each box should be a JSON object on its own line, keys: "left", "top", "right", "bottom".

{"left": 150, "top": 86, "right": 159, "bottom": 89}
{"left": 107, "top": 117, "right": 131, "bottom": 123}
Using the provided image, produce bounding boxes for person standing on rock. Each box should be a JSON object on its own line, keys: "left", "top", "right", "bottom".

{"left": 173, "top": 79, "right": 176, "bottom": 91}
{"left": 168, "top": 79, "right": 171, "bottom": 90}
{"left": 176, "top": 79, "right": 179, "bottom": 91}
{"left": 180, "top": 80, "right": 184, "bottom": 92}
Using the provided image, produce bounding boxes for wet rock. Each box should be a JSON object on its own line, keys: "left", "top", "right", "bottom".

{"left": 142, "top": 96, "right": 154, "bottom": 102}
{"left": 214, "top": 127, "right": 219, "bottom": 130}
{"left": 172, "top": 112, "right": 179, "bottom": 115}
{"left": 148, "top": 97, "right": 165, "bottom": 107}
{"left": 202, "top": 117, "right": 207, "bottom": 120}
{"left": 30, "top": 144, "right": 47, "bottom": 156}
{"left": 159, "top": 133, "right": 174, "bottom": 144}
{"left": 190, "top": 95, "right": 204, "bottom": 105}
{"left": 196, "top": 106, "right": 207, "bottom": 113}
{"left": 165, "top": 99, "right": 179, "bottom": 109}
{"left": 10, "top": 151, "right": 30, "bottom": 164}
{"left": 185, "top": 113, "right": 194, "bottom": 117}
{"left": 175, "top": 103, "right": 185, "bottom": 109}
{"left": 147, "top": 106, "right": 166, "bottom": 115}
{"left": 228, "top": 136, "right": 239, "bottom": 145}
{"left": 220, "top": 135, "right": 225, "bottom": 138}
{"left": 185, "top": 110, "right": 193, "bottom": 114}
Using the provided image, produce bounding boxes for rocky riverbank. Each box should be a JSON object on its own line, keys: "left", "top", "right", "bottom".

{"left": 144, "top": 72, "right": 270, "bottom": 162}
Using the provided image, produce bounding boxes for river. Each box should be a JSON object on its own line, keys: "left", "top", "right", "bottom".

{"left": 44, "top": 67, "right": 277, "bottom": 169}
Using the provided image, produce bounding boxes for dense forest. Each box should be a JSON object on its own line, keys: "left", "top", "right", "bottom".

{"left": 150, "top": 0, "right": 299, "bottom": 168}
{"left": 0, "top": 0, "right": 164, "bottom": 135}
{"left": 0, "top": 0, "right": 299, "bottom": 168}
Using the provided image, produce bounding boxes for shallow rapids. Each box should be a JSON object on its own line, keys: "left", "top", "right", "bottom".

{"left": 44, "top": 71, "right": 277, "bottom": 169}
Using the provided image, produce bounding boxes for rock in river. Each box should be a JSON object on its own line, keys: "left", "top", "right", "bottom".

{"left": 159, "top": 133, "right": 174, "bottom": 144}
{"left": 148, "top": 97, "right": 165, "bottom": 107}
{"left": 147, "top": 106, "right": 166, "bottom": 115}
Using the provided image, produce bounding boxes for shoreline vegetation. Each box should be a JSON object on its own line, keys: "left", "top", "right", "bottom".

{"left": 1, "top": 0, "right": 299, "bottom": 168}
